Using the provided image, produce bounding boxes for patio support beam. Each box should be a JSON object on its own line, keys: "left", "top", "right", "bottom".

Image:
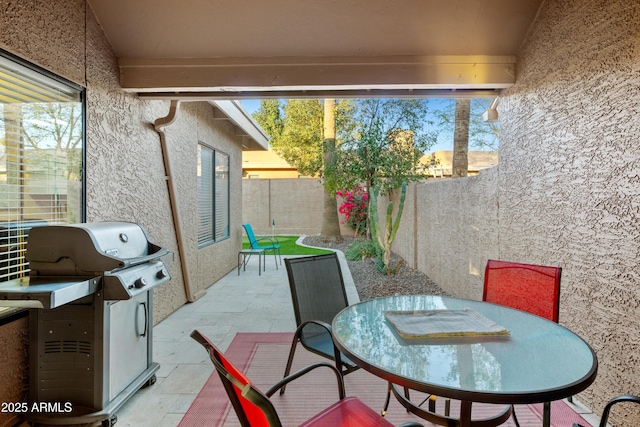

{"left": 119, "top": 55, "right": 515, "bottom": 95}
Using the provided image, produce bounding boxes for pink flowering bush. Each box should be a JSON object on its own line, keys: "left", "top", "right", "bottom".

{"left": 336, "top": 186, "right": 368, "bottom": 235}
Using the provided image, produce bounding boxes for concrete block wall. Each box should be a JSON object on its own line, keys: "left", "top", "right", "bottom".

{"left": 242, "top": 178, "right": 352, "bottom": 236}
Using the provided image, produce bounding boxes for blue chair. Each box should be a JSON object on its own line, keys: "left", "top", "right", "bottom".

{"left": 243, "top": 223, "right": 282, "bottom": 269}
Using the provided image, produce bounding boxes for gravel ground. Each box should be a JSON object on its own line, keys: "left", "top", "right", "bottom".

{"left": 302, "top": 236, "right": 448, "bottom": 301}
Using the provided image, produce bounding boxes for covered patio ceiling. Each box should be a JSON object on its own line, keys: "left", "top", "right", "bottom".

{"left": 87, "top": 0, "right": 544, "bottom": 99}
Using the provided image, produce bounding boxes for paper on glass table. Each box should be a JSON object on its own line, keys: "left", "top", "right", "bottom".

{"left": 384, "top": 308, "right": 510, "bottom": 339}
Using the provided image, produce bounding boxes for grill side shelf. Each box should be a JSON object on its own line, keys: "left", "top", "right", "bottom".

{"left": 0, "top": 277, "right": 100, "bottom": 309}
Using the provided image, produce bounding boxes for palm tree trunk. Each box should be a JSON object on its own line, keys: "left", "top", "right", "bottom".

{"left": 452, "top": 98, "right": 470, "bottom": 178}
{"left": 320, "top": 99, "right": 342, "bottom": 239}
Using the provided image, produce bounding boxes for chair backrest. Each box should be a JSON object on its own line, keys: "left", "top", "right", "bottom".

{"left": 483, "top": 259, "right": 561, "bottom": 322}
{"left": 285, "top": 253, "right": 349, "bottom": 327}
{"left": 190, "top": 330, "right": 282, "bottom": 427}
{"left": 242, "top": 223, "right": 259, "bottom": 249}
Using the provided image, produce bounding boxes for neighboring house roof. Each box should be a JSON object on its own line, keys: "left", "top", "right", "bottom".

{"left": 243, "top": 148, "right": 292, "bottom": 170}
{"left": 421, "top": 151, "right": 498, "bottom": 177}
{"left": 243, "top": 148, "right": 498, "bottom": 178}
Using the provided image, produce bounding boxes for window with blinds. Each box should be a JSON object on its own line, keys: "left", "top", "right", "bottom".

{"left": 197, "top": 143, "right": 229, "bottom": 247}
{"left": 0, "top": 51, "right": 84, "bottom": 318}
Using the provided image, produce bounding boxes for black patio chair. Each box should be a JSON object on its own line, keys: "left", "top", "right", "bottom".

{"left": 573, "top": 394, "right": 640, "bottom": 427}
{"left": 280, "top": 253, "right": 360, "bottom": 394}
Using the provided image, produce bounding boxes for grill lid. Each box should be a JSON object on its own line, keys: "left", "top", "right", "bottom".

{"left": 26, "top": 222, "right": 170, "bottom": 276}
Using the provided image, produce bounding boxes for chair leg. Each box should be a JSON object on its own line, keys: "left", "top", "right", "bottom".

{"left": 279, "top": 336, "right": 300, "bottom": 395}
{"left": 382, "top": 382, "right": 393, "bottom": 416}
{"left": 511, "top": 404, "right": 521, "bottom": 427}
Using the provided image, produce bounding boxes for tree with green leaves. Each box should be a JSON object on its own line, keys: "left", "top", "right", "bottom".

{"left": 252, "top": 99, "right": 351, "bottom": 239}
{"left": 330, "top": 98, "right": 437, "bottom": 273}
{"left": 252, "top": 99, "right": 353, "bottom": 178}
{"left": 329, "top": 98, "right": 435, "bottom": 195}
{"left": 433, "top": 97, "right": 500, "bottom": 151}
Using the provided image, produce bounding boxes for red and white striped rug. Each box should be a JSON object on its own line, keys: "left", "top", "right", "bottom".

{"left": 179, "top": 332, "right": 593, "bottom": 427}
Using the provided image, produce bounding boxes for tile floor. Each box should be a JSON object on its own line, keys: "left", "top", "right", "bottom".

{"left": 115, "top": 248, "right": 358, "bottom": 427}
{"left": 114, "top": 245, "right": 600, "bottom": 427}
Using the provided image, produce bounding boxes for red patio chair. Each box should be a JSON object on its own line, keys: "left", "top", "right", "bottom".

{"left": 483, "top": 259, "right": 561, "bottom": 323}
{"left": 190, "top": 330, "right": 424, "bottom": 427}
{"left": 483, "top": 258, "right": 562, "bottom": 427}
{"left": 386, "top": 259, "right": 562, "bottom": 427}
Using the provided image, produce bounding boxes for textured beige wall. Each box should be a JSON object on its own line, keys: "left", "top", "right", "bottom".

{"left": 0, "top": 1, "right": 244, "bottom": 422}
{"left": 498, "top": 1, "right": 640, "bottom": 423}
{"left": 163, "top": 101, "right": 244, "bottom": 296}
{"left": 84, "top": 11, "right": 189, "bottom": 321}
{"left": 390, "top": 1, "right": 640, "bottom": 425}
{"left": 0, "top": 317, "right": 28, "bottom": 427}
{"left": 0, "top": 1, "right": 89, "bottom": 424}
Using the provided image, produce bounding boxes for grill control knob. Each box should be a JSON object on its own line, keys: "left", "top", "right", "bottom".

{"left": 134, "top": 278, "right": 148, "bottom": 289}
{"left": 156, "top": 268, "right": 169, "bottom": 279}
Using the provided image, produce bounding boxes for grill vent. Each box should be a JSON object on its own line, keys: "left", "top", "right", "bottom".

{"left": 44, "top": 340, "right": 91, "bottom": 355}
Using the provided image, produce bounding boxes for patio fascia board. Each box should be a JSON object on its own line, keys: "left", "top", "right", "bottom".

{"left": 209, "top": 100, "right": 269, "bottom": 151}
{"left": 119, "top": 55, "right": 515, "bottom": 95}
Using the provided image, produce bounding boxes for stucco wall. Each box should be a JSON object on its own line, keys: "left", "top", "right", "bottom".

{"left": 498, "top": 1, "right": 640, "bottom": 424}
{"left": 0, "top": 316, "right": 28, "bottom": 427}
{"left": 0, "top": 1, "right": 244, "bottom": 424}
{"left": 390, "top": 1, "right": 640, "bottom": 425}
{"left": 0, "top": 2, "right": 90, "bottom": 424}
{"left": 83, "top": 10, "right": 189, "bottom": 321}
{"left": 164, "top": 102, "right": 244, "bottom": 296}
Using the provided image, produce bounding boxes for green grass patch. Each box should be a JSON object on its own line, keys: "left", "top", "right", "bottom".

{"left": 242, "top": 235, "right": 333, "bottom": 255}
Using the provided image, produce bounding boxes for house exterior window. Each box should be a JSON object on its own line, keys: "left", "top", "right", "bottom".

{"left": 197, "top": 143, "right": 229, "bottom": 247}
{"left": 0, "top": 51, "right": 85, "bottom": 319}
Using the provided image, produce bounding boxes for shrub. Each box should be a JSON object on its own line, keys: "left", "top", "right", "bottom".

{"left": 336, "top": 186, "right": 368, "bottom": 236}
{"left": 345, "top": 239, "right": 380, "bottom": 261}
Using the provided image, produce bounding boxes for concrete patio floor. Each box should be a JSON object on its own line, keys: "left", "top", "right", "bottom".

{"left": 115, "top": 247, "right": 601, "bottom": 427}
{"left": 115, "top": 248, "right": 358, "bottom": 427}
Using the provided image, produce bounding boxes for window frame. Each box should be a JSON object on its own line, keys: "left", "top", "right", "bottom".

{"left": 0, "top": 49, "right": 86, "bottom": 321}
{"left": 197, "top": 142, "right": 230, "bottom": 248}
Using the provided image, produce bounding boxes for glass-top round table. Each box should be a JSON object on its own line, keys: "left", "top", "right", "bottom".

{"left": 331, "top": 295, "right": 598, "bottom": 426}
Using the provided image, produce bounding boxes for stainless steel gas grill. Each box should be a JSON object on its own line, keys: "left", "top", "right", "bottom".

{"left": 0, "top": 222, "right": 172, "bottom": 427}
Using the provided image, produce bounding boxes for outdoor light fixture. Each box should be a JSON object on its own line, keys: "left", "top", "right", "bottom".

{"left": 482, "top": 97, "right": 500, "bottom": 122}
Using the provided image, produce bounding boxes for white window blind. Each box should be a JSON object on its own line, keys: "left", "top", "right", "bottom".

{"left": 214, "top": 152, "right": 229, "bottom": 241}
{"left": 197, "top": 143, "right": 229, "bottom": 247}
{"left": 0, "top": 52, "right": 84, "bottom": 318}
{"left": 197, "top": 144, "right": 214, "bottom": 246}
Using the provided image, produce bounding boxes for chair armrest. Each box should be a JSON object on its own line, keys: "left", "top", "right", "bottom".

{"left": 297, "top": 319, "right": 332, "bottom": 333}
{"left": 295, "top": 320, "right": 346, "bottom": 364}
{"left": 257, "top": 235, "right": 279, "bottom": 246}
{"left": 599, "top": 394, "right": 640, "bottom": 427}
{"left": 264, "top": 361, "right": 345, "bottom": 399}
